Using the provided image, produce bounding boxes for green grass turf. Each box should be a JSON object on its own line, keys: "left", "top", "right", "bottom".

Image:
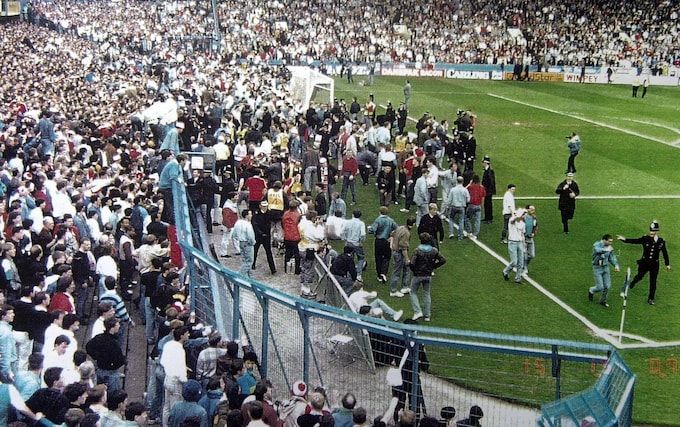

{"left": 334, "top": 77, "right": 680, "bottom": 425}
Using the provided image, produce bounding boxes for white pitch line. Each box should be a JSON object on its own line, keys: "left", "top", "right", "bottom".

{"left": 628, "top": 118, "right": 680, "bottom": 135}
{"left": 498, "top": 195, "right": 680, "bottom": 200}
{"left": 487, "top": 93, "right": 673, "bottom": 146}
{"left": 470, "top": 225, "right": 680, "bottom": 349}
{"left": 471, "top": 237, "right": 627, "bottom": 348}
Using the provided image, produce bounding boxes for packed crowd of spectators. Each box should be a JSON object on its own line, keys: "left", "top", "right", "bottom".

{"left": 27, "top": 0, "right": 680, "bottom": 69}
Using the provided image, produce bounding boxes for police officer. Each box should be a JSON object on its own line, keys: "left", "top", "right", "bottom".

{"left": 617, "top": 221, "right": 671, "bottom": 305}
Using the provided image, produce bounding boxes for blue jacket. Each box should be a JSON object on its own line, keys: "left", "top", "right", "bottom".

{"left": 159, "top": 160, "right": 184, "bottom": 190}
{"left": 592, "top": 240, "right": 618, "bottom": 268}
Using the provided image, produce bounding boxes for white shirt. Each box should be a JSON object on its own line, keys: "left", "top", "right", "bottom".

{"left": 51, "top": 191, "right": 76, "bottom": 220}
{"left": 213, "top": 142, "right": 230, "bottom": 161}
{"left": 233, "top": 143, "right": 247, "bottom": 162}
{"left": 86, "top": 218, "right": 102, "bottom": 242}
{"left": 160, "top": 340, "right": 188, "bottom": 381}
{"left": 91, "top": 317, "right": 106, "bottom": 338}
{"left": 325, "top": 216, "right": 346, "bottom": 240}
{"left": 260, "top": 138, "right": 272, "bottom": 157}
{"left": 44, "top": 324, "right": 67, "bottom": 352}
{"left": 134, "top": 244, "right": 170, "bottom": 274}
{"left": 380, "top": 150, "right": 396, "bottom": 166}
{"left": 29, "top": 207, "right": 45, "bottom": 234}
{"left": 502, "top": 190, "right": 516, "bottom": 215}
{"left": 426, "top": 165, "right": 439, "bottom": 187}
{"left": 42, "top": 349, "right": 75, "bottom": 377}
{"left": 96, "top": 255, "right": 118, "bottom": 279}
{"left": 100, "top": 206, "right": 114, "bottom": 227}
{"left": 348, "top": 290, "right": 377, "bottom": 312}
{"left": 507, "top": 213, "right": 526, "bottom": 242}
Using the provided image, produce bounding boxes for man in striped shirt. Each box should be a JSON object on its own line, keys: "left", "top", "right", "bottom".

{"left": 99, "top": 276, "right": 135, "bottom": 350}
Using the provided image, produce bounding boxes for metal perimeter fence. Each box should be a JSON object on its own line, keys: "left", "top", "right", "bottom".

{"left": 171, "top": 180, "right": 635, "bottom": 427}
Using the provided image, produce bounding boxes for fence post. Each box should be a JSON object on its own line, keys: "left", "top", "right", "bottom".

{"left": 551, "top": 344, "right": 561, "bottom": 401}
{"left": 296, "top": 303, "right": 311, "bottom": 385}
{"left": 251, "top": 284, "right": 271, "bottom": 379}
{"left": 232, "top": 284, "right": 241, "bottom": 341}
{"left": 410, "top": 338, "right": 420, "bottom": 414}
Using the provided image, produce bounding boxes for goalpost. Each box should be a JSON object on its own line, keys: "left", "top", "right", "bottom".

{"left": 287, "top": 65, "right": 334, "bottom": 110}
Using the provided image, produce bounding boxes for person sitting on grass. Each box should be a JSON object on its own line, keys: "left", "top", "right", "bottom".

{"left": 349, "top": 280, "right": 403, "bottom": 321}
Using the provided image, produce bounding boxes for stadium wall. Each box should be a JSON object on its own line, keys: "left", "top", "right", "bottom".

{"left": 271, "top": 61, "right": 680, "bottom": 86}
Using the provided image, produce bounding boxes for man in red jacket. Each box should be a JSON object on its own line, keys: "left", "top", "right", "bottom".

{"left": 244, "top": 169, "right": 268, "bottom": 213}
{"left": 282, "top": 201, "right": 302, "bottom": 274}
{"left": 220, "top": 192, "right": 240, "bottom": 258}
{"left": 340, "top": 152, "right": 358, "bottom": 205}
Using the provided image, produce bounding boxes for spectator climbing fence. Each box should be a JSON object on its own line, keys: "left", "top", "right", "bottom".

{"left": 172, "top": 180, "right": 634, "bottom": 426}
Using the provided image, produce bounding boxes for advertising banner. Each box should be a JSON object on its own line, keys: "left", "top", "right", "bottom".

{"left": 380, "top": 67, "right": 444, "bottom": 78}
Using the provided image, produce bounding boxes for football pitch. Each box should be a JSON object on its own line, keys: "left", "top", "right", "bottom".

{"left": 335, "top": 77, "right": 680, "bottom": 425}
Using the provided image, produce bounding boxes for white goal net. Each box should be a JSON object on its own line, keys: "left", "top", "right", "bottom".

{"left": 287, "top": 65, "right": 334, "bottom": 110}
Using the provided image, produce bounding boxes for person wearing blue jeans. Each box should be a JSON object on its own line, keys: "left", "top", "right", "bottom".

{"left": 408, "top": 232, "right": 446, "bottom": 321}
{"left": 523, "top": 205, "right": 537, "bottom": 273}
{"left": 448, "top": 206, "right": 466, "bottom": 239}
{"left": 502, "top": 209, "right": 526, "bottom": 284}
{"left": 232, "top": 210, "right": 256, "bottom": 278}
{"left": 465, "top": 174, "right": 486, "bottom": 239}
{"left": 141, "top": 258, "right": 164, "bottom": 345}
{"left": 390, "top": 250, "right": 411, "bottom": 296}
{"left": 409, "top": 276, "right": 432, "bottom": 322}
{"left": 342, "top": 210, "right": 367, "bottom": 279}
{"left": 340, "top": 153, "right": 358, "bottom": 205}
{"left": 442, "top": 176, "right": 469, "bottom": 239}
{"left": 465, "top": 203, "right": 482, "bottom": 238}
{"left": 349, "top": 282, "right": 403, "bottom": 322}
{"left": 588, "top": 234, "right": 620, "bottom": 308}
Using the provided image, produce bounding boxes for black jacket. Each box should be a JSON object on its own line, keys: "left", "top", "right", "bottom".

{"left": 252, "top": 209, "right": 273, "bottom": 241}
{"left": 86, "top": 332, "right": 126, "bottom": 370}
{"left": 409, "top": 246, "right": 446, "bottom": 276}
{"left": 482, "top": 166, "right": 496, "bottom": 195}
{"left": 417, "top": 215, "right": 444, "bottom": 243}
{"left": 622, "top": 235, "right": 670, "bottom": 265}
{"left": 330, "top": 253, "right": 357, "bottom": 280}
{"left": 555, "top": 179, "right": 580, "bottom": 211}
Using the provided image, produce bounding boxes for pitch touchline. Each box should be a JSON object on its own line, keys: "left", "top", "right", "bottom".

{"left": 468, "top": 234, "right": 680, "bottom": 349}
{"left": 628, "top": 119, "right": 680, "bottom": 135}
{"left": 487, "top": 93, "right": 672, "bottom": 146}
{"left": 501, "top": 195, "right": 680, "bottom": 200}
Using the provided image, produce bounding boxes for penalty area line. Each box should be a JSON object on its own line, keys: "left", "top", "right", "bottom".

{"left": 487, "top": 93, "right": 672, "bottom": 146}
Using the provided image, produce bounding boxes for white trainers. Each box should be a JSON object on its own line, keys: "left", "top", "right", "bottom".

{"left": 390, "top": 291, "right": 404, "bottom": 297}
{"left": 412, "top": 312, "right": 423, "bottom": 321}
{"left": 393, "top": 310, "right": 403, "bottom": 321}
{"left": 400, "top": 288, "right": 411, "bottom": 294}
